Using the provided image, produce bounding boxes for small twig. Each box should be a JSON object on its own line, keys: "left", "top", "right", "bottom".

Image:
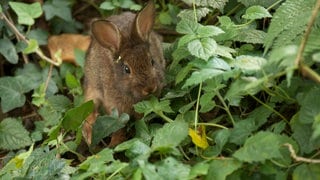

{"left": 0, "top": 12, "right": 61, "bottom": 66}
{"left": 283, "top": 143, "right": 320, "bottom": 163}
{"left": 294, "top": 0, "right": 320, "bottom": 66}
{"left": 44, "top": 64, "right": 54, "bottom": 93}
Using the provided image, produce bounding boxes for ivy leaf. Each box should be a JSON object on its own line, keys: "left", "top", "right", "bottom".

{"left": 43, "top": 0, "right": 72, "bottom": 21}
{"left": 0, "top": 118, "right": 32, "bottom": 150}
{"left": 0, "top": 38, "right": 18, "bottom": 64}
{"left": 206, "top": 159, "right": 242, "bottom": 180}
{"left": 242, "top": 5, "right": 272, "bottom": 20}
{"left": 23, "top": 39, "right": 39, "bottom": 54}
{"left": 188, "top": 38, "right": 217, "bottom": 60}
{"left": 91, "top": 110, "right": 130, "bottom": 146}
{"left": 151, "top": 120, "right": 188, "bottom": 151}
{"left": 0, "top": 77, "right": 26, "bottom": 113}
{"left": 156, "top": 157, "right": 191, "bottom": 180}
{"left": 62, "top": 101, "right": 94, "bottom": 131}
{"left": 233, "top": 131, "right": 283, "bottom": 163}
{"left": 9, "top": 2, "right": 42, "bottom": 25}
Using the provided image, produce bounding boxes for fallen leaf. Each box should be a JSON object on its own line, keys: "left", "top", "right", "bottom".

{"left": 48, "top": 34, "right": 91, "bottom": 64}
{"left": 189, "top": 126, "right": 209, "bottom": 149}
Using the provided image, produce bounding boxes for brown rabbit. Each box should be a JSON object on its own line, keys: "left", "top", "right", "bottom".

{"left": 83, "top": 1, "right": 165, "bottom": 145}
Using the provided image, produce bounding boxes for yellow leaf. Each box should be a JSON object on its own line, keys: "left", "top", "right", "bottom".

{"left": 189, "top": 126, "right": 209, "bottom": 149}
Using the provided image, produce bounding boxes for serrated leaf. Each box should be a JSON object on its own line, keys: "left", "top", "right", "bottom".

{"left": 182, "top": 0, "right": 228, "bottom": 10}
{"left": 183, "top": 57, "right": 229, "bottom": 88}
{"left": 206, "top": 159, "right": 242, "bottom": 180}
{"left": 137, "top": 160, "right": 163, "bottom": 180}
{"left": 233, "top": 131, "right": 283, "bottom": 163}
{"left": 189, "top": 126, "right": 209, "bottom": 149}
{"left": 189, "top": 162, "right": 210, "bottom": 179}
{"left": 23, "top": 39, "right": 38, "bottom": 54}
{"left": 188, "top": 38, "right": 217, "bottom": 60}
{"left": 62, "top": 101, "right": 94, "bottom": 131}
{"left": 178, "top": 8, "right": 211, "bottom": 22}
{"left": 242, "top": 5, "right": 272, "bottom": 20}
{"left": 176, "top": 19, "right": 199, "bottom": 34}
{"left": 0, "top": 77, "right": 26, "bottom": 113}
{"left": 0, "top": 118, "right": 32, "bottom": 150}
{"left": 233, "top": 55, "right": 267, "bottom": 72}
{"left": 9, "top": 2, "right": 42, "bottom": 25}
{"left": 114, "top": 138, "right": 150, "bottom": 159}
{"left": 197, "top": 25, "right": 224, "bottom": 37}
{"left": 152, "top": 120, "right": 188, "bottom": 151}
{"left": 134, "top": 96, "right": 174, "bottom": 117}
{"left": 200, "top": 92, "right": 216, "bottom": 113}
{"left": 312, "top": 114, "right": 320, "bottom": 140}
{"left": 239, "top": 0, "right": 279, "bottom": 8}
{"left": 0, "top": 38, "right": 18, "bottom": 64}
{"left": 234, "top": 29, "right": 266, "bottom": 44}
{"left": 230, "top": 118, "right": 256, "bottom": 145}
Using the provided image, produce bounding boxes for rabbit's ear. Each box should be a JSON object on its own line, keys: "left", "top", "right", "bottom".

{"left": 133, "top": 1, "right": 155, "bottom": 42}
{"left": 92, "top": 20, "right": 121, "bottom": 52}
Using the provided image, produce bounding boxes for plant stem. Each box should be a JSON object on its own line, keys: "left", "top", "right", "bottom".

{"left": 0, "top": 12, "right": 61, "bottom": 66}
{"left": 197, "top": 122, "right": 228, "bottom": 129}
{"left": 215, "top": 90, "right": 235, "bottom": 126}
{"left": 157, "top": 111, "right": 173, "bottom": 123}
{"left": 294, "top": 0, "right": 320, "bottom": 66}
{"left": 250, "top": 94, "right": 289, "bottom": 124}
{"left": 194, "top": 82, "right": 202, "bottom": 128}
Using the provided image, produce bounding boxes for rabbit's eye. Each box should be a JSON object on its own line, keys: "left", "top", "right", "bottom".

{"left": 123, "top": 65, "right": 131, "bottom": 74}
{"left": 151, "top": 59, "right": 155, "bottom": 66}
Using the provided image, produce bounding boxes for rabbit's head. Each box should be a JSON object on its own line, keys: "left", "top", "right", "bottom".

{"left": 90, "top": 1, "right": 164, "bottom": 101}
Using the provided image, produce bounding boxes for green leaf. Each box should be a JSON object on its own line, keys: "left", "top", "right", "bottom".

{"left": 156, "top": 157, "right": 191, "bottom": 180}
{"left": 230, "top": 118, "right": 256, "bottom": 145}
{"left": 188, "top": 162, "right": 210, "bottom": 179}
{"left": 298, "top": 87, "right": 320, "bottom": 124}
{"left": 9, "top": 2, "right": 42, "bottom": 25}
{"left": 239, "top": 0, "right": 279, "bottom": 8}
{"left": 187, "top": 38, "right": 217, "bottom": 60}
{"left": 137, "top": 160, "right": 163, "bottom": 180}
{"left": 233, "top": 55, "right": 267, "bottom": 73}
{"left": 200, "top": 92, "right": 216, "bottom": 113}
{"left": 100, "top": 1, "right": 116, "bottom": 10}
{"left": 293, "top": 164, "right": 320, "bottom": 180}
{"left": 0, "top": 38, "right": 18, "bottom": 64}
{"left": 183, "top": 57, "right": 229, "bottom": 88}
{"left": 15, "top": 63, "right": 42, "bottom": 92}
{"left": 0, "top": 77, "right": 26, "bottom": 113}
{"left": 178, "top": 8, "right": 211, "bottom": 22}
{"left": 43, "top": 0, "right": 72, "bottom": 21}
{"left": 151, "top": 120, "right": 188, "bottom": 151}
{"left": 62, "top": 101, "right": 94, "bottom": 131}
{"left": 65, "top": 71, "right": 81, "bottom": 89}
{"left": 176, "top": 19, "right": 199, "bottom": 34}
{"left": 233, "top": 131, "right": 283, "bottom": 162}
{"left": 134, "top": 96, "right": 174, "bottom": 117}
{"left": 74, "top": 48, "right": 86, "bottom": 68}
{"left": 115, "top": 138, "right": 150, "bottom": 159}
{"left": 197, "top": 25, "right": 224, "bottom": 37}
{"left": 312, "top": 114, "right": 320, "bottom": 140}
{"left": 27, "top": 29, "right": 49, "bottom": 45}
{"left": 0, "top": 118, "right": 32, "bottom": 150}
{"left": 206, "top": 159, "right": 242, "bottom": 180}
{"left": 23, "top": 39, "right": 39, "bottom": 54}
{"left": 91, "top": 110, "right": 130, "bottom": 146}
{"left": 242, "top": 5, "right": 272, "bottom": 20}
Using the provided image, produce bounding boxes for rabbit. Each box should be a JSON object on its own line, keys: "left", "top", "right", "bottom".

{"left": 83, "top": 1, "right": 165, "bottom": 145}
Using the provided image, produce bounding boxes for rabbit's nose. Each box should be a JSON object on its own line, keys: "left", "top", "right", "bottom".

{"left": 142, "top": 86, "right": 157, "bottom": 96}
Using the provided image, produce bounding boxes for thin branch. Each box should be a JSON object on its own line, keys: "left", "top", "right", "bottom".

{"left": 0, "top": 12, "right": 61, "bottom": 66}
{"left": 294, "top": 0, "right": 320, "bottom": 66}
{"left": 44, "top": 64, "right": 54, "bottom": 93}
{"left": 283, "top": 143, "right": 320, "bottom": 163}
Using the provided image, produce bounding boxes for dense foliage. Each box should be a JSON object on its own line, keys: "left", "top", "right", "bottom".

{"left": 1, "top": 0, "right": 320, "bottom": 179}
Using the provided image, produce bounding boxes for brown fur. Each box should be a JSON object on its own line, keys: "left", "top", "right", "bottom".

{"left": 83, "top": 1, "right": 165, "bottom": 145}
